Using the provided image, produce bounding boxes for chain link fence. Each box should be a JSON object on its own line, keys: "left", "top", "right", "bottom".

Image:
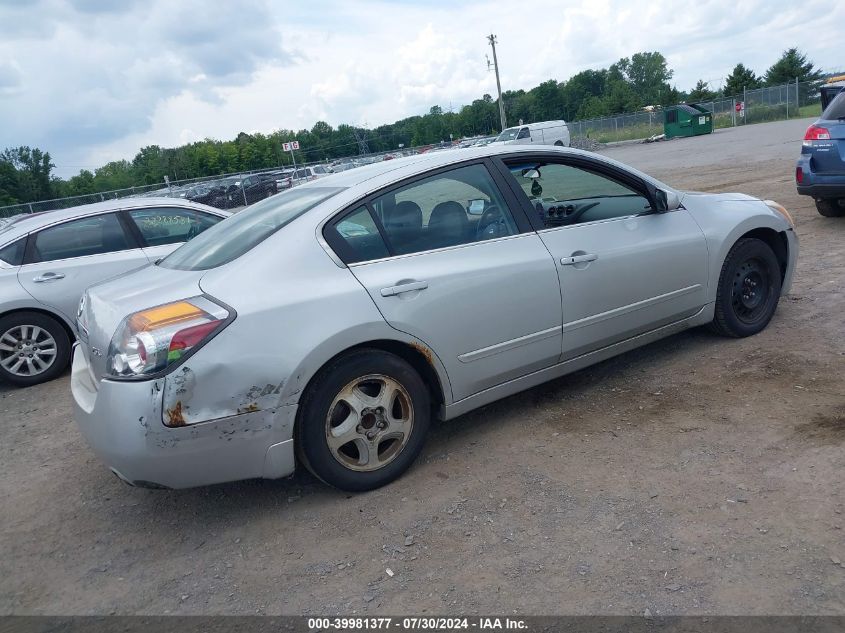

{"left": 568, "top": 79, "right": 822, "bottom": 144}
{"left": 0, "top": 80, "right": 826, "bottom": 218}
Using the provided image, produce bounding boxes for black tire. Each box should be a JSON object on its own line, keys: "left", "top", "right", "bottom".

{"left": 554, "top": 140, "right": 565, "bottom": 147}
{"left": 296, "top": 349, "right": 430, "bottom": 491}
{"left": 710, "top": 238, "right": 782, "bottom": 338}
{"left": 0, "top": 311, "right": 71, "bottom": 387}
{"left": 815, "top": 198, "right": 845, "bottom": 217}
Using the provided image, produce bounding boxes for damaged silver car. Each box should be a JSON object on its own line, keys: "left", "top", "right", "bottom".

{"left": 72, "top": 145, "right": 797, "bottom": 491}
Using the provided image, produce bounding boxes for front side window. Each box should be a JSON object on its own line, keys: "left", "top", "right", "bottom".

{"left": 517, "top": 127, "right": 531, "bottom": 139}
{"left": 29, "top": 213, "right": 131, "bottom": 263}
{"left": 128, "top": 207, "right": 221, "bottom": 247}
{"left": 506, "top": 160, "right": 651, "bottom": 228}
{"left": 370, "top": 163, "right": 519, "bottom": 256}
{"left": 161, "top": 187, "right": 343, "bottom": 271}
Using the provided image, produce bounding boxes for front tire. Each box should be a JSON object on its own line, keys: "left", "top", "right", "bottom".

{"left": 815, "top": 198, "right": 845, "bottom": 217}
{"left": 296, "top": 349, "right": 431, "bottom": 491}
{"left": 710, "top": 238, "right": 782, "bottom": 338}
{"left": 0, "top": 311, "right": 71, "bottom": 386}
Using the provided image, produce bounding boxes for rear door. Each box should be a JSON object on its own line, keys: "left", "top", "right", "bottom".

{"left": 124, "top": 206, "right": 225, "bottom": 262}
{"left": 323, "top": 160, "right": 563, "bottom": 401}
{"left": 18, "top": 212, "right": 149, "bottom": 322}
{"left": 498, "top": 154, "right": 708, "bottom": 360}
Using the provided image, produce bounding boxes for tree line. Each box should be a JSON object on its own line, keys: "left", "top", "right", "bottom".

{"left": 0, "top": 48, "right": 826, "bottom": 207}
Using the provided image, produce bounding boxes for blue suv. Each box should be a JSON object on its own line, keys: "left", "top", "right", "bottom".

{"left": 796, "top": 84, "right": 845, "bottom": 217}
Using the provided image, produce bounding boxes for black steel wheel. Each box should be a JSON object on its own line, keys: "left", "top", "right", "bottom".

{"left": 710, "top": 238, "right": 782, "bottom": 338}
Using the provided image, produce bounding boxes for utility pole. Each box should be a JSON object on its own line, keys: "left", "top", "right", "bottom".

{"left": 487, "top": 33, "right": 506, "bottom": 132}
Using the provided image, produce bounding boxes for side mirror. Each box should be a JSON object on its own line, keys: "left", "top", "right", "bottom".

{"left": 654, "top": 188, "right": 681, "bottom": 212}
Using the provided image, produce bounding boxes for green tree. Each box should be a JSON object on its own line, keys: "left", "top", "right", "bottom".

{"left": 724, "top": 63, "right": 761, "bottom": 97}
{"left": 688, "top": 79, "right": 717, "bottom": 102}
{"left": 764, "top": 48, "right": 822, "bottom": 85}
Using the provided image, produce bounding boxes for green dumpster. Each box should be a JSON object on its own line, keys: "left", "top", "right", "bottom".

{"left": 664, "top": 103, "right": 713, "bottom": 138}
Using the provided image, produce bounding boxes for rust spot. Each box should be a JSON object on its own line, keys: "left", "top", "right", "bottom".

{"left": 165, "top": 401, "right": 187, "bottom": 427}
{"left": 238, "top": 403, "right": 260, "bottom": 414}
{"left": 410, "top": 341, "right": 433, "bottom": 365}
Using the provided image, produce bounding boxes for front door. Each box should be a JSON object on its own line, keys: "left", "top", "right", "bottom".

{"left": 323, "top": 161, "right": 562, "bottom": 401}
{"left": 18, "top": 212, "right": 149, "bottom": 323}
{"left": 500, "top": 156, "right": 709, "bottom": 359}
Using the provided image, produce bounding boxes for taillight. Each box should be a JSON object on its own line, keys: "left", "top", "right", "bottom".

{"left": 804, "top": 125, "right": 831, "bottom": 141}
{"left": 795, "top": 166, "right": 803, "bottom": 183}
{"left": 106, "top": 296, "right": 230, "bottom": 378}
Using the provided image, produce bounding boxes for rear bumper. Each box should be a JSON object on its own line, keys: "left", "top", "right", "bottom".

{"left": 796, "top": 155, "right": 845, "bottom": 199}
{"left": 796, "top": 183, "right": 845, "bottom": 198}
{"left": 70, "top": 344, "right": 297, "bottom": 489}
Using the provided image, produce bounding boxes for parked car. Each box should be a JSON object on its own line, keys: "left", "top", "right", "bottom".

{"left": 72, "top": 145, "right": 796, "bottom": 491}
{"left": 796, "top": 88, "right": 845, "bottom": 217}
{"left": 491, "top": 120, "right": 571, "bottom": 147}
{"left": 273, "top": 169, "right": 297, "bottom": 190}
{"left": 213, "top": 175, "right": 277, "bottom": 209}
{"left": 181, "top": 182, "right": 220, "bottom": 206}
{"left": 0, "top": 198, "right": 229, "bottom": 386}
{"left": 819, "top": 75, "right": 845, "bottom": 111}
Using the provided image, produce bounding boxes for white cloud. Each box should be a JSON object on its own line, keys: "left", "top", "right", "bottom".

{"left": 0, "top": 0, "right": 842, "bottom": 177}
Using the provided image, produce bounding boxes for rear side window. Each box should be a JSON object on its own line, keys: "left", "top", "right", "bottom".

{"left": 0, "top": 238, "right": 25, "bottom": 266}
{"left": 128, "top": 207, "right": 221, "bottom": 247}
{"left": 29, "top": 214, "right": 131, "bottom": 263}
{"left": 822, "top": 91, "right": 845, "bottom": 120}
{"left": 329, "top": 206, "right": 390, "bottom": 264}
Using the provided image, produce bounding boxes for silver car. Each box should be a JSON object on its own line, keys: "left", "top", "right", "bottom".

{"left": 71, "top": 146, "right": 797, "bottom": 491}
{"left": 0, "top": 198, "right": 229, "bottom": 386}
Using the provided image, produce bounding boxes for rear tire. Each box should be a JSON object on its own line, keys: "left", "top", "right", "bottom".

{"left": 554, "top": 140, "right": 564, "bottom": 147}
{"left": 709, "top": 238, "right": 782, "bottom": 338}
{"left": 815, "top": 198, "right": 845, "bottom": 217}
{"left": 296, "top": 349, "right": 431, "bottom": 491}
{"left": 0, "top": 311, "right": 71, "bottom": 387}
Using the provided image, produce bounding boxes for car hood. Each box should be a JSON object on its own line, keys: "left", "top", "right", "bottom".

{"left": 680, "top": 191, "right": 760, "bottom": 203}
{"left": 80, "top": 263, "right": 206, "bottom": 379}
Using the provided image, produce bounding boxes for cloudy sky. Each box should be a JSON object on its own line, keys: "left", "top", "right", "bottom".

{"left": 1, "top": 0, "right": 842, "bottom": 177}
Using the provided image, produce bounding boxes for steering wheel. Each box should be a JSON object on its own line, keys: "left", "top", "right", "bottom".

{"left": 476, "top": 205, "right": 509, "bottom": 240}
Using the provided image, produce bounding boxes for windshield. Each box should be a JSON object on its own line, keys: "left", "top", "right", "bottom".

{"left": 495, "top": 127, "right": 520, "bottom": 142}
{"left": 822, "top": 90, "right": 845, "bottom": 120}
{"left": 160, "top": 187, "right": 344, "bottom": 270}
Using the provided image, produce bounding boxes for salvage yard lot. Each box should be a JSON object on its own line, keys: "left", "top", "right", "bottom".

{"left": 1, "top": 118, "right": 843, "bottom": 616}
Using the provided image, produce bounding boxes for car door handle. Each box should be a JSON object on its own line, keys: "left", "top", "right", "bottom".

{"left": 380, "top": 281, "right": 429, "bottom": 297}
{"left": 560, "top": 253, "right": 598, "bottom": 266}
{"left": 32, "top": 272, "right": 66, "bottom": 283}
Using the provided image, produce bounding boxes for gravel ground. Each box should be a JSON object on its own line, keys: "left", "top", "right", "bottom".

{"left": 1, "top": 118, "right": 843, "bottom": 616}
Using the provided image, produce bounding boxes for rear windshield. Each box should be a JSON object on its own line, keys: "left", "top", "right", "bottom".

{"left": 159, "top": 187, "right": 343, "bottom": 271}
{"left": 822, "top": 90, "right": 845, "bottom": 120}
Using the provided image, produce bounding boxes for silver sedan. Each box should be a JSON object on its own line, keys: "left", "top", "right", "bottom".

{"left": 0, "top": 198, "right": 228, "bottom": 386}
{"left": 71, "top": 146, "right": 797, "bottom": 491}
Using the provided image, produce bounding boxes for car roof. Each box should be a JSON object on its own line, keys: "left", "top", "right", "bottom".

{"left": 0, "top": 197, "right": 228, "bottom": 245}
{"left": 296, "top": 144, "right": 655, "bottom": 194}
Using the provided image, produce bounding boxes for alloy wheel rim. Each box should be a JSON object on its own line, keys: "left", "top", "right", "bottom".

{"left": 325, "top": 374, "right": 414, "bottom": 472}
{"left": 0, "top": 325, "right": 58, "bottom": 377}
{"left": 731, "top": 257, "right": 771, "bottom": 324}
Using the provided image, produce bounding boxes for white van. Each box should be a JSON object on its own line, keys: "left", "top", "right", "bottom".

{"left": 491, "top": 120, "right": 570, "bottom": 147}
